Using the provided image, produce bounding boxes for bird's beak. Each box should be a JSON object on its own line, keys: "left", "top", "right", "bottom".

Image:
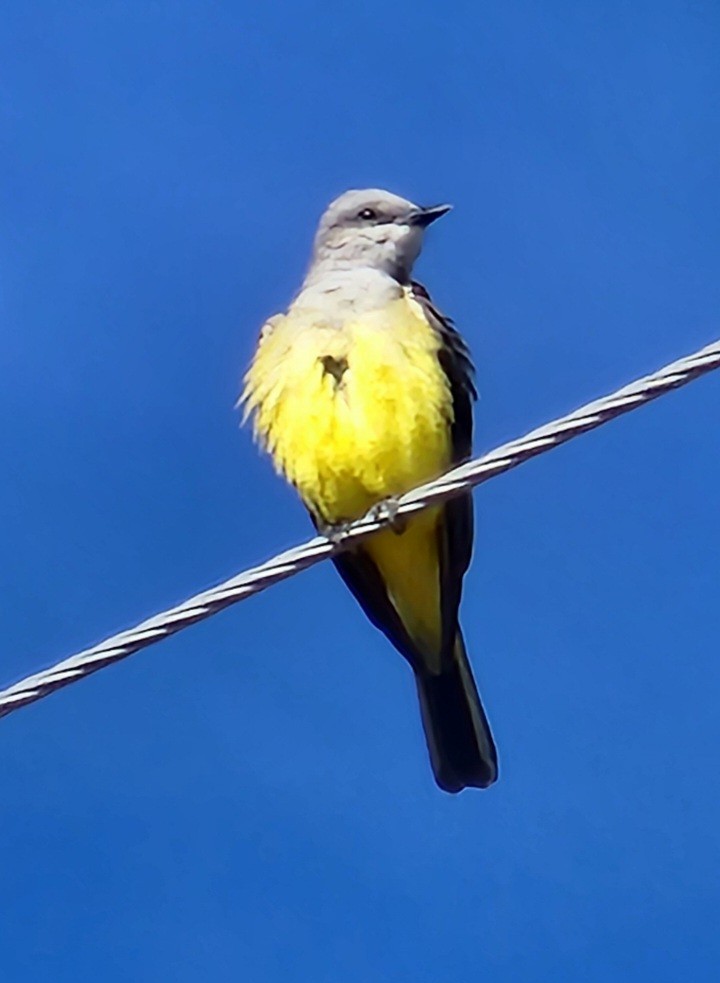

{"left": 409, "top": 203, "right": 453, "bottom": 227}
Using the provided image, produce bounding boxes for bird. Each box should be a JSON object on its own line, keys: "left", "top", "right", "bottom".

{"left": 241, "top": 188, "right": 497, "bottom": 792}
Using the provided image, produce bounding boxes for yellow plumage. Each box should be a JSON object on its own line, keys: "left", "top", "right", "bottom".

{"left": 242, "top": 290, "right": 453, "bottom": 657}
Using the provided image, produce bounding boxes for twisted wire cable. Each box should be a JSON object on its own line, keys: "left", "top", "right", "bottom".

{"left": 2, "top": 337, "right": 718, "bottom": 719}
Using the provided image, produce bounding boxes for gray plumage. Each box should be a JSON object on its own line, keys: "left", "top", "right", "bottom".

{"left": 304, "top": 188, "right": 451, "bottom": 284}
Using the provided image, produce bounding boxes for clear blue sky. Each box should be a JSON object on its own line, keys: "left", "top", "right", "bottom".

{"left": 2, "top": 3, "right": 719, "bottom": 980}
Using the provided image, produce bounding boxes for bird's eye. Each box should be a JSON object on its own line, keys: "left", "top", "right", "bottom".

{"left": 357, "top": 207, "right": 377, "bottom": 221}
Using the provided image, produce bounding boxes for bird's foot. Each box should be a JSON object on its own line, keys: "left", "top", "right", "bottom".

{"left": 318, "top": 519, "right": 354, "bottom": 546}
{"left": 319, "top": 497, "right": 406, "bottom": 545}
{"left": 368, "top": 496, "right": 407, "bottom": 534}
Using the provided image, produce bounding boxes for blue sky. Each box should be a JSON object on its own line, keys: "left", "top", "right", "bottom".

{"left": 2, "top": 2, "right": 719, "bottom": 980}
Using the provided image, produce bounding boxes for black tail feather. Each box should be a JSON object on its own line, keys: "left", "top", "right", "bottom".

{"left": 415, "top": 635, "right": 498, "bottom": 793}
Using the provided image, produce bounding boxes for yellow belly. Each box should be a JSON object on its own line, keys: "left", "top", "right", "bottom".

{"left": 243, "top": 294, "right": 455, "bottom": 656}
{"left": 244, "top": 295, "right": 452, "bottom": 519}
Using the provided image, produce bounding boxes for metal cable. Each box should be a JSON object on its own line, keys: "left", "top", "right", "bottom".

{"left": 2, "top": 338, "right": 719, "bottom": 719}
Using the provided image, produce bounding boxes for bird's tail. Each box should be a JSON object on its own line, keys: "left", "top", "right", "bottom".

{"left": 415, "top": 633, "right": 498, "bottom": 793}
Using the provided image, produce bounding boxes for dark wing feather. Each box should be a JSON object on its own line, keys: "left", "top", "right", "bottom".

{"left": 410, "top": 281, "right": 477, "bottom": 663}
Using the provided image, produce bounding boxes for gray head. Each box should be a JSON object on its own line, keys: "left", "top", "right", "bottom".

{"left": 308, "top": 188, "right": 451, "bottom": 283}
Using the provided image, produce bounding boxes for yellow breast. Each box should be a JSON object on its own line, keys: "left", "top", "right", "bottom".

{"left": 243, "top": 294, "right": 453, "bottom": 522}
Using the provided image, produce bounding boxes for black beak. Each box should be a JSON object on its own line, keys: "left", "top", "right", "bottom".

{"left": 410, "top": 203, "right": 453, "bottom": 227}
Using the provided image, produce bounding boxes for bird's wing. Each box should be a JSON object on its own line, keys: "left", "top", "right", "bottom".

{"left": 409, "top": 280, "right": 477, "bottom": 658}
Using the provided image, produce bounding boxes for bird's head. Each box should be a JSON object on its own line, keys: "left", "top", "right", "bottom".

{"left": 309, "top": 188, "right": 451, "bottom": 283}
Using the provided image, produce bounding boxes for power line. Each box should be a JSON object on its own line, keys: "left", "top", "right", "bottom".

{"left": 1, "top": 337, "right": 718, "bottom": 720}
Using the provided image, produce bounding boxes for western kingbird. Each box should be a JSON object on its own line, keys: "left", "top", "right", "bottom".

{"left": 242, "top": 189, "right": 497, "bottom": 792}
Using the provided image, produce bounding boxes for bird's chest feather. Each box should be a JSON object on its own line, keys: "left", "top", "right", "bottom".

{"left": 246, "top": 299, "right": 453, "bottom": 520}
